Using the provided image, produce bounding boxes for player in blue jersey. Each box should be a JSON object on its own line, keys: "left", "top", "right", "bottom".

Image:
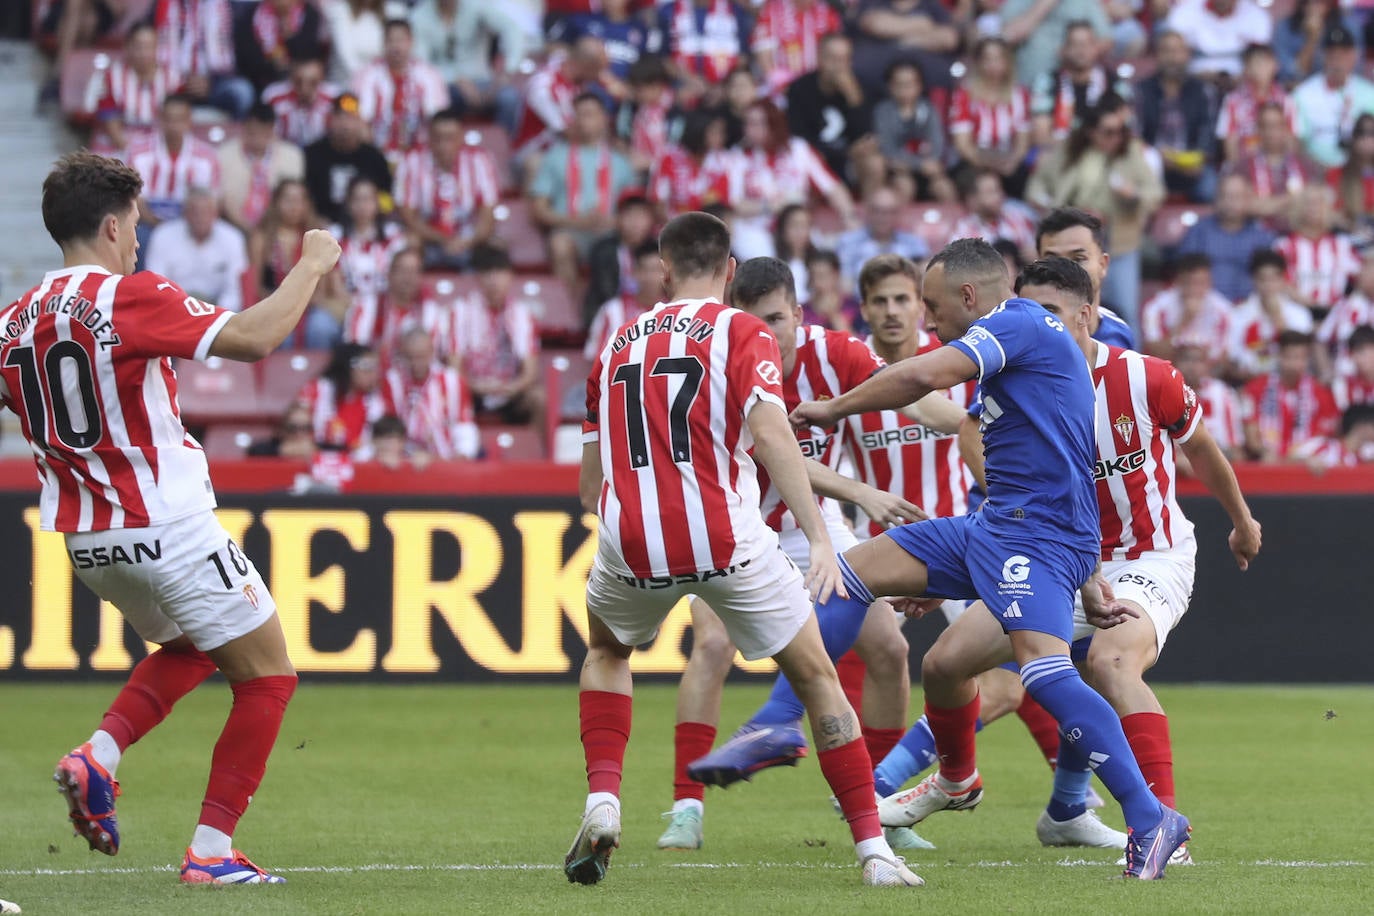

{"left": 1037, "top": 208, "right": 1136, "bottom": 348}
{"left": 694, "top": 241, "right": 1189, "bottom": 878}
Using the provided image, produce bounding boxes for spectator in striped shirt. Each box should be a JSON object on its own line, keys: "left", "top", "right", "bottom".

{"left": 1274, "top": 184, "right": 1360, "bottom": 318}
{"left": 154, "top": 0, "right": 252, "bottom": 119}
{"left": 1227, "top": 249, "right": 1316, "bottom": 380}
{"left": 1216, "top": 44, "right": 1294, "bottom": 165}
{"left": 1293, "top": 404, "right": 1374, "bottom": 470}
{"left": 394, "top": 108, "right": 500, "bottom": 271}
{"left": 948, "top": 37, "right": 1033, "bottom": 199}
{"left": 218, "top": 103, "right": 306, "bottom": 233}
{"left": 583, "top": 191, "right": 658, "bottom": 327}
{"left": 1318, "top": 250, "right": 1374, "bottom": 377}
{"left": 1241, "top": 330, "right": 1340, "bottom": 461}
{"left": 452, "top": 245, "right": 545, "bottom": 430}
{"left": 385, "top": 327, "right": 481, "bottom": 461}
{"left": 1332, "top": 324, "right": 1374, "bottom": 410}
{"left": 233, "top": 0, "right": 327, "bottom": 93}
{"left": 1328, "top": 113, "right": 1374, "bottom": 230}
{"left": 1174, "top": 344, "right": 1246, "bottom": 461}
{"left": 1141, "top": 253, "right": 1236, "bottom": 364}
{"left": 951, "top": 168, "right": 1038, "bottom": 266}
{"left": 88, "top": 21, "right": 179, "bottom": 155}
{"left": 785, "top": 33, "right": 886, "bottom": 196}
{"left": 1226, "top": 102, "right": 1316, "bottom": 224}
{"left": 263, "top": 56, "right": 340, "bottom": 149}
{"left": 585, "top": 240, "right": 666, "bottom": 360}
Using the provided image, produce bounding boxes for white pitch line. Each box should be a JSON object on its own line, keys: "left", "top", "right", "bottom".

{"left": 0, "top": 859, "right": 1366, "bottom": 878}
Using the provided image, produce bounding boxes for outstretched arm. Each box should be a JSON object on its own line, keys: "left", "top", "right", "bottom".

{"left": 805, "top": 458, "right": 926, "bottom": 529}
{"left": 900, "top": 390, "right": 967, "bottom": 433}
{"left": 210, "top": 229, "right": 340, "bottom": 361}
{"left": 793, "top": 347, "right": 978, "bottom": 429}
{"left": 1179, "top": 421, "right": 1262, "bottom": 570}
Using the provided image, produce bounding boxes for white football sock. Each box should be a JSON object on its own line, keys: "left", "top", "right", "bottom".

{"left": 855, "top": 836, "right": 894, "bottom": 862}
{"left": 584, "top": 792, "right": 620, "bottom": 816}
{"left": 189, "top": 825, "right": 233, "bottom": 860}
{"left": 671, "top": 798, "right": 703, "bottom": 816}
{"left": 87, "top": 730, "right": 121, "bottom": 777}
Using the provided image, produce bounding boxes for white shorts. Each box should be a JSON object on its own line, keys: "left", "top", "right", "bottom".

{"left": 1072, "top": 540, "right": 1196, "bottom": 655}
{"left": 775, "top": 513, "right": 860, "bottom": 573}
{"left": 65, "top": 510, "right": 277, "bottom": 652}
{"left": 587, "top": 542, "right": 813, "bottom": 661}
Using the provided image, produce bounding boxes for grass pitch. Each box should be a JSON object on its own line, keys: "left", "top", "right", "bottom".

{"left": 1, "top": 682, "right": 1371, "bottom": 914}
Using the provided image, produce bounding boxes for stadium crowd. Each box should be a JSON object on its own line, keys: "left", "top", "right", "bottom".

{"left": 28, "top": 0, "right": 1374, "bottom": 472}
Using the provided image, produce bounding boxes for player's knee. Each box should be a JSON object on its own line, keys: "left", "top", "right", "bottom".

{"left": 690, "top": 626, "right": 736, "bottom": 673}
{"left": 921, "top": 644, "right": 961, "bottom": 687}
{"left": 1083, "top": 648, "right": 1144, "bottom": 693}
{"left": 857, "top": 627, "right": 909, "bottom": 683}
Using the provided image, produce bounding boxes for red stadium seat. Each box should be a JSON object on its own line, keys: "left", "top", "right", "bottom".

{"left": 541, "top": 349, "right": 593, "bottom": 421}
{"left": 907, "top": 202, "right": 969, "bottom": 254}
{"left": 427, "top": 272, "right": 481, "bottom": 303}
{"left": 492, "top": 199, "right": 551, "bottom": 271}
{"left": 1151, "top": 204, "right": 1210, "bottom": 250}
{"left": 514, "top": 274, "right": 579, "bottom": 335}
{"left": 200, "top": 423, "right": 276, "bottom": 460}
{"left": 480, "top": 425, "right": 546, "bottom": 461}
{"left": 257, "top": 350, "right": 330, "bottom": 417}
{"left": 464, "top": 125, "right": 516, "bottom": 194}
{"left": 175, "top": 357, "right": 266, "bottom": 423}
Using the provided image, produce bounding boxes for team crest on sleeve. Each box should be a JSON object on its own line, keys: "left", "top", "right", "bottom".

{"left": 1113, "top": 414, "right": 1136, "bottom": 444}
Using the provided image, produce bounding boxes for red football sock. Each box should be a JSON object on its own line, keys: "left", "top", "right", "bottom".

{"left": 926, "top": 694, "right": 981, "bottom": 784}
{"left": 1016, "top": 692, "right": 1062, "bottom": 768}
{"left": 100, "top": 644, "right": 218, "bottom": 751}
{"left": 198, "top": 675, "right": 296, "bottom": 835}
{"left": 863, "top": 727, "right": 904, "bottom": 767}
{"left": 580, "top": 690, "right": 632, "bottom": 796}
{"left": 835, "top": 652, "right": 866, "bottom": 718}
{"left": 818, "top": 738, "right": 882, "bottom": 843}
{"left": 1122, "top": 712, "right": 1176, "bottom": 808}
{"left": 673, "top": 721, "right": 716, "bottom": 802}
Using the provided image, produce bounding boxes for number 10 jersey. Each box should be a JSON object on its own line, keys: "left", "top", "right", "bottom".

{"left": 0, "top": 266, "right": 233, "bottom": 532}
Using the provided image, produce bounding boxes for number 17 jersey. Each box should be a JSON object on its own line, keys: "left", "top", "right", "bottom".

{"left": 0, "top": 266, "right": 234, "bottom": 532}
{"left": 583, "top": 298, "right": 787, "bottom": 579}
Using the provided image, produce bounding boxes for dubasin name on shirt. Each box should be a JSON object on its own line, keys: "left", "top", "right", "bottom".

{"left": 611, "top": 313, "right": 715, "bottom": 352}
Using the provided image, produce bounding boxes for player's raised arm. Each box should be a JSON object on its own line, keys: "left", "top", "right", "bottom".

{"left": 792, "top": 346, "right": 978, "bottom": 430}
{"left": 1179, "top": 421, "right": 1262, "bottom": 570}
{"left": 748, "top": 401, "right": 847, "bottom": 602}
{"left": 209, "top": 229, "right": 342, "bottom": 361}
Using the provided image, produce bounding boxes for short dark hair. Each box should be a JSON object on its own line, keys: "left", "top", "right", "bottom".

{"left": 471, "top": 242, "right": 512, "bottom": 273}
{"left": 805, "top": 248, "right": 840, "bottom": 271}
{"left": 627, "top": 54, "right": 671, "bottom": 86}
{"left": 959, "top": 167, "right": 1002, "bottom": 200}
{"left": 1036, "top": 207, "right": 1106, "bottom": 252}
{"left": 573, "top": 91, "right": 607, "bottom": 111}
{"left": 1013, "top": 256, "right": 1096, "bottom": 306}
{"left": 927, "top": 237, "right": 1007, "bottom": 288}
{"left": 992, "top": 237, "right": 1023, "bottom": 273}
{"left": 1348, "top": 324, "right": 1374, "bottom": 351}
{"left": 1064, "top": 18, "right": 1095, "bottom": 38}
{"left": 731, "top": 257, "right": 797, "bottom": 307}
{"left": 884, "top": 58, "right": 923, "bottom": 86}
{"left": 1248, "top": 248, "right": 1287, "bottom": 276}
{"left": 632, "top": 239, "right": 660, "bottom": 262}
{"left": 384, "top": 17, "right": 412, "bottom": 35}
{"left": 1172, "top": 253, "right": 1213, "bottom": 277}
{"left": 1342, "top": 403, "right": 1374, "bottom": 435}
{"left": 246, "top": 102, "right": 276, "bottom": 125}
{"left": 1242, "top": 42, "right": 1276, "bottom": 63}
{"left": 42, "top": 152, "right": 143, "bottom": 248}
{"left": 372, "top": 414, "right": 407, "bottom": 439}
{"left": 858, "top": 253, "right": 920, "bottom": 301}
{"left": 659, "top": 212, "right": 732, "bottom": 279}
{"left": 1277, "top": 330, "right": 1315, "bottom": 349}
{"left": 162, "top": 91, "right": 194, "bottom": 111}
{"left": 430, "top": 108, "right": 462, "bottom": 130}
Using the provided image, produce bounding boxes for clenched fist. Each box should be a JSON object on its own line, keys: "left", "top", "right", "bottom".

{"left": 300, "top": 229, "right": 342, "bottom": 276}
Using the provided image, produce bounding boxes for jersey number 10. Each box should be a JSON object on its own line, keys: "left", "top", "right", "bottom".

{"left": 4, "top": 343, "right": 103, "bottom": 450}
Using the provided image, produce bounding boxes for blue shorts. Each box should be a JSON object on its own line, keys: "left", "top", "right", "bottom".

{"left": 885, "top": 513, "right": 1095, "bottom": 644}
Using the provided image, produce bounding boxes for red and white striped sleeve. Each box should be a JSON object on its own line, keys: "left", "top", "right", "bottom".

{"left": 1145, "top": 356, "right": 1202, "bottom": 443}
{"left": 470, "top": 148, "right": 500, "bottom": 207}
{"left": 725, "top": 312, "right": 786, "bottom": 417}
{"left": 508, "top": 301, "right": 539, "bottom": 361}
{"left": 393, "top": 151, "right": 419, "bottom": 211}
{"left": 792, "top": 138, "right": 840, "bottom": 196}
{"left": 116, "top": 272, "right": 234, "bottom": 361}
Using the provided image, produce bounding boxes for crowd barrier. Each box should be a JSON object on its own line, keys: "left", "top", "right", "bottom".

{"left": 0, "top": 460, "right": 1369, "bottom": 682}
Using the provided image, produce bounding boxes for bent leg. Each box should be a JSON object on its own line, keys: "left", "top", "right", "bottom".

{"left": 671, "top": 599, "right": 735, "bottom": 806}
{"left": 921, "top": 602, "right": 1015, "bottom": 784}
{"left": 851, "top": 601, "right": 909, "bottom": 763}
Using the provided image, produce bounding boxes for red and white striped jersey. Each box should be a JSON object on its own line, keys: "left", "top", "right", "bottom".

{"left": 344, "top": 294, "right": 453, "bottom": 363}
{"left": 758, "top": 326, "right": 884, "bottom": 532}
{"left": 585, "top": 295, "right": 655, "bottom": 360}
{"left": 1333, "top": 371, "right": 1374, "bottom": 410}
{"left": 951, "top": 202, "right": 1038, "bottom": 254}
{"left": 123, "top": 133, "right": 221, "bottom": 219}
{"left": 512, "top": 59, "right": 579, "bottom": 156}
{"left": 296, "top": 375, "right": 393, "bottom": 450}
{"left": 352, "top": 59, "right": 449, "bottom": 156}
{"left": 155, "top": 0, "right": 235, "bottom": 77}
{"left": 583, "top": 299, "right": 786, "bottom": 578}
{"left": 88, "top": 60, "right": 181, "bottom": 132}
{"left": 262, "top": 79, "right": 339, "bottom": 148}
{"left": 1215, "top": 82, "right": 1296, "bottom": 154}
{"left": 648, "top": 147, "right": 733, "bottom": 214}
{"left": 948, "top": 85, "right": 1031, "bottom": 154}
{"left": 631, "top": 94, "right": 674, "bottom": 166}
{"left": 450, "top": 294, "right": 539, "bottom": 387}
{"left": 1241, "top": 372, "right": 1340, "bottom": 458}
{"left": 665, "top": 0, "right": 745, "bottom": 84}
{"left": 1274, "top": 232, "right": 1359, "bottom": 311}
{"left": 1317, "top": 290, "right": 1374, "bottom": 376}
{"left": 751, "top": 0, "right": 842, "bottom": 90}
{"left": 1292, "top": 435, "right": 1368, "bottom": 468}
{"left": 0, "top": 267, "right": 233, "bottom": 532}
{"left": 1090, "top": 345, "right": 1200, "bottom": 562}
{"left": 1226, "top": 295, "right": 1315, "bottom": 376}
{"left": 382, "top": 363, "right": 479, "bottom": 460}
{"left": 393, "top": 147, "right": 499, "bottom": 236}
{"left": 841, "top": 331, "right": 973, "bottom": 533}
{"left": 727, "top": 138, "right": 841, "bottom": 207}
{"left": 1196, "top": 376, "right": 1243, "bottom": 454}
{"left": 331, "top": 222, "right": 407, "bottom": 302}
{"left": 1141, "top": 287, "right": 1234, "bottom": 363}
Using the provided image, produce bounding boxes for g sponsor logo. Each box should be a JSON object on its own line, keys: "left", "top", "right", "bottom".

{"left": 1002, "top": 555, "right": 1031, "bottom": 583}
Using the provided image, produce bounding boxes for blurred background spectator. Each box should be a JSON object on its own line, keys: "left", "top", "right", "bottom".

{"left": 802, "top": 248, "right": 864, "bottom": 333}
{"left": 648, "top": 109, "right": 732, "bottom": 216}
{"left": 837, "top": 186, "right": 928, "bottom": 290}
{"left": 154, "top": 0, "right": 252, "bottom": 118}
{"left": 304, "top": 92, "right": 392, "bottom": 223}
{"left": 1135, "top": 30, "right": 1215, "bottom": 203}
{"left": 355, "top": 413, "right": 432, "bottom": 469}
{"left": 772, "top": 203, "right": 820, "bottom": 301}
{"left": 1227, "top": 249, "right": 1316, "bottom": 380}
{"left": 1028, "top": 18, "right": 1124, "bottom": 147}
{"left": 1319, "top": 252, "right": 1374, "bottom": 376}
{"left": 952, "top": 168, "right": 1038, "bottom": 265}
{"left": 585, "top": 239, "right": 665, "bottom": 359}
{"left": 344, "top": 246, "right": 452, "bottom": 362}
{"left": 249, "top": 178, "right": 337, "bottom": 347}
{"left": 583, "top": 191, "right": 656, "bottom": 326}
{"left": 451, "top": 245, "right": 544, "bottom": 431}
{"left": 786, "top": 34, "right": 884, "bottom": 199}
{"left": 1274, "top": 185, "right": 1359, "bottom": 318}
{"left": 1165, "top": 0, "right": 1273, "bottom": 81}
{"left": 234, "top": 0, "right": 326, "bottom": 94}
{"left": 86, "top": 21, "right": 173, "bottom": 154}
{"left": 394, "top": 108, "right": 499, "bottom": 270}
{"left": 751, "top": 0, "right": 841, "bottom": 96}
{"left": 1241, "top": 331, "right": 1339, "bottom": 462}
{"left": 324, "top": 174, "right": 407, "bottom": 319}
{"left": 949, "top": 37, "right": 1032, "bottom": 198}
{"left": 145, "top": 187, "right": 248, "bottom": 313}
{"left": 1141, "top": 254, "right": 1234, "bottom": 363}
{"left": 126, "top": 93, "right": 221, "bottom": 260}
{"left": 383, "top": 327, "right": 481, "bottom": 461}
{"left": 264, "top": 55, "right": 339, "bottom": 148}
{"left": 1274, "top": 0, "right": 1363, "bottom": 87}
{"left": 1216, "top": 45, "right": 1293, "bottom": 167}
{"left": 1332, "top": 325, "right": 1374, "bottom": 409}
{"left": 298, "top": 342, "right": 390, "bottom": 451}
{"left": 1006, "top": 1, "right": 1110, "bottom": 92}
{"left": 1177, "top": 173, "right": 1276, "bottom": 303}
{"left": 850, "top": 0, "right": 959, "bottom": 96}
{"left": 248, "top": 402, "right": 320, "bottom": 459}
{"left": 1294, "top": 404, "right": 1374, "bottom": 470}
{"left": 412, "top": 0, "right": 527, "bottom": 131}
{"left": 322, "top": 0, "right": 384, "bottom": 86}
{"left": 1176, "top": 343, "right": 1246, "bottom": 460}
{"left": 353, "top": 18, "right": 449, "bottom": 165}
{"left": 658, "top": 0, "right": 751, "bottom": 108}
{"left": 872, "top": 59, "right": 952, "bottom": 203}
{"left": 1329, "top": 112, "right": 1374, "bottom": 230}
{"left": 1230, "top": 101, "right": 1315, "bottom": 223}
{"left": 220, "top": 102, "right": 306, "bottom": 233}
{"left": 1293, "top": 25, "right": 1374, "bottom": 170}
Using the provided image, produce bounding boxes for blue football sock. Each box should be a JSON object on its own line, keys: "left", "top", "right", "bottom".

{"left": 1046, "top": 733, "right": 1090, "bottom": 822}
{"left": 748, "top": 555, "right": 875, "bottom": 727}
{"left": 873, "top": 715, "right": 986, "bottom": 797}
{"left": 1019, "top": 655, "right": 1163, "bottom": 832}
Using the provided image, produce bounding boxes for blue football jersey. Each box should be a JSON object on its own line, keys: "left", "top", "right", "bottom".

{"left": 1093, "top": 306, "right": 1135, "bottom": 349}
{"left": 946, "top": 298, "right": 1099, "bottom": 552}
